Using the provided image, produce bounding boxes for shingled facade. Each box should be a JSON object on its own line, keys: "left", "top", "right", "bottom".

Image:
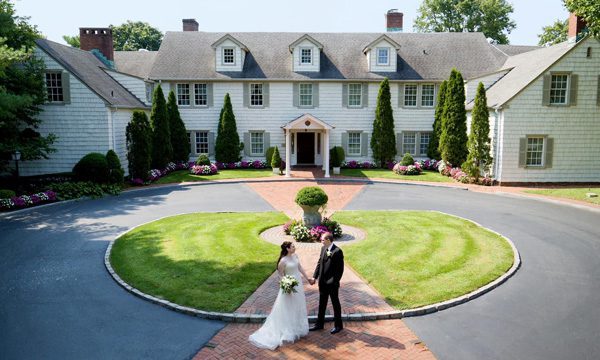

{"left": 23, "top": 16, "right": 599, "bottom": 184}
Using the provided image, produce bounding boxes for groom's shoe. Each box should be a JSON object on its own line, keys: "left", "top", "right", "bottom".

{"left": 309, "top": 324, "right": 324, "bottom": 331}
{"left": 330, "top": 327, "right": 343, "bottom": 334}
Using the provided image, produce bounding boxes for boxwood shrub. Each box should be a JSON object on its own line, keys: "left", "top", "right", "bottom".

{"left": 72, "top": 153, "right": 110, "bottom": 183}
{"left": 295, "top": 186, "right": 328, "bottom": 207}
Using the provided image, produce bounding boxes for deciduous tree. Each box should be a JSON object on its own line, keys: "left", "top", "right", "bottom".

{"left": 538, "top": 19, "right": 568, "bottom": 46}
{"left": 564, "top": 0, "right": 600, "bottom": 37}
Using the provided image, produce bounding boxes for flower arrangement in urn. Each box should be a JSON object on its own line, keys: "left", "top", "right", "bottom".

{"left": 294, "top": 186, "right": 328, "bottom": 227}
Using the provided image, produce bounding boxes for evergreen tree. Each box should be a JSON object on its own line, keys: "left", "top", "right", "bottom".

{"left": 271, "top": 146, "right": 281, "bottom": 168}
{"left": 439, "top": 69, "right": 468, "bottom": 165}
{"left": 370, "top": 78, "right": 396, "bottom": 167}
{"left": 215, "top": 93, "right": 242, "bottom": 163}
{"left": 150, "top": 84, "right": 172, "bottom": 168}
{"left": 126, "top": 111, "right": 152, "bottom": 180}
{"left": 464, "top": 82, "right": 492, "bottom": 177}
{"left": 166, "top": 90, "right": 190, "bottom": 162}
{"left": 428, "top": 80, "right": 447, "bottom": 159}
{"left": 105, "top": 149, "right": 124, "bottom": 184}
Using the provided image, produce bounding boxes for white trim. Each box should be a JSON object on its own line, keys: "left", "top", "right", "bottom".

{"left": 300, "top": 47, "right": 313, "bottom": 65}
{"left": 222, "top": 47, "right": 236, "bottom": 66}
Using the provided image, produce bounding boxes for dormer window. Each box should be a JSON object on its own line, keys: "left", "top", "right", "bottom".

{"left": 377, "top": 48, "right": 390, "bottom": 66}
{"left": 301, "top": 48, "right": 312, "bottom": 64}
{"left": 222, "top": 48, "right": 235, "bottom": 65}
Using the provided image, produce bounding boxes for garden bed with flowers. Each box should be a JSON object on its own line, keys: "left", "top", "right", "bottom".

{"left": 154, "top": 160, "right": 274, "bottom": 184}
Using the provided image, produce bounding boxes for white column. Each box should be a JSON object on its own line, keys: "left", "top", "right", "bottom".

{"left": 324, "top": 129, "right": 330, "bottom": 178}
{"left": 285, "top": 129, "right": 291, "bottom": 177}
{"left": 321, "top": 131, "right": 326, "bottom": 171}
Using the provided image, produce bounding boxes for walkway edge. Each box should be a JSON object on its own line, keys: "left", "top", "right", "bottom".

{"left": 104, "top": 210, "right": 521, "bottom": 323}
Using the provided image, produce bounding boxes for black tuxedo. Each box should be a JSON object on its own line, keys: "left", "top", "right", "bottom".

{"left": 313, "top": 243, "right": 344, "bottom": 328}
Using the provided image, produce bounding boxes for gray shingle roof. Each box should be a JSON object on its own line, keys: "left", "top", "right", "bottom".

{"left": 149, "top": 31, "right": 508, "bottom": 81}
{"left": 472, "top": 41, "right": 575, "bottom": 109}
{"left": 114, "top": 50, "right": 157, "bottom": 79}
{"left": 36, "top": 39, "right": 148, "bottom": 109}
{"left": 494, "top": 44, "right": 541, "bottom": 56}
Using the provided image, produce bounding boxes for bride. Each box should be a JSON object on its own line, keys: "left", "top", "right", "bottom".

{"left": 249, "top": 241, "right": 312, "bottom": 350}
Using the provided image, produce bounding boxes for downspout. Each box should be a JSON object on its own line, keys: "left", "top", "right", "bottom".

{"left": 493, "top": 107, "right": 502, "bottom": 182}
{"left": 107, "top": 107, "right": 116, "bottom": 150}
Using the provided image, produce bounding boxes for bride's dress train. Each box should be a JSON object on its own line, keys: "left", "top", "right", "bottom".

{"left": 249, "top": 254, "right": 308, "bottom": 350}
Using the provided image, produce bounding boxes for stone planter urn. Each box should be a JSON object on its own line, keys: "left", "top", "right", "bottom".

{"left": 295, "top": 186, "right": 329, "bottom": 228}
{"left": 272, "top": 167, "right": 280, "bottom": 175}
{"left": 333, "top": 167, "right": 341, "bottom": 175}
{"left": 300, "top": 205, "right": 322, "bottom": 227}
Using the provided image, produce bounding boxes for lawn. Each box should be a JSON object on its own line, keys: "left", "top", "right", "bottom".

{"left": 524, "top": 187, "right": 600, "bottom": 205}
{"left": 110, "top": 212, "right": 287, "bottom": 312}
{"left": 340, "top": 169, "right": 454, "bottom": 183}
{"left": 334, "top": 210, "right": 514, "bottom": 309}
{"left": 155, "top": 168, "right": 274, "bottom": 184}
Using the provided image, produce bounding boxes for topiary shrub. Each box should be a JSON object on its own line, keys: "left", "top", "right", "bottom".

{"left": 329, "top": 146, "right": 345, "bottom": 167}
{"left": 72, "top": 153, "right": 110, "bottom": 183}
{"left": 106, "top": 150, "right": 124, "bottom": 185}
{"left": 295, "top": 186, "right": 328, "bottom": 207}
{"left": 265, "top": 147, "right": 275, "bottom": 168}
{"left": 271, "top": 146, "right": 282, "bottom": 169}
{"left": 195, "top": 154, "right": 211, "bottom": 166}
{"left": 400, "top": 153, "right": 415, "bottom": 166}
{"left": 0, "top": 189, "right": 16, "bottom": 199}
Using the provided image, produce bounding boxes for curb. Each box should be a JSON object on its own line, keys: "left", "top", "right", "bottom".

{"left": 104, "top": 210, "right": 521, "bottom": 323}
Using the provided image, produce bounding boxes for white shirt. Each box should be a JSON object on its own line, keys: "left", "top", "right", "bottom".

{"left": 327, "top": 244, "right": 334, "bottom": 252}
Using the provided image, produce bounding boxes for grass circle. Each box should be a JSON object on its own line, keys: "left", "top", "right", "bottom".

{"left": 109, "top": 210, "right": 514, "bottom": 313}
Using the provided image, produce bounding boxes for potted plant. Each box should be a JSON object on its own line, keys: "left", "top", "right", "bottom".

{"left": 271, "top": 146, "right": 282, "bottom": 174}
{"left": 330, "top": 146, "right": 344, "bottom": 175}
{"left": 295, "top": 186, "right": 328, "bottom": 227}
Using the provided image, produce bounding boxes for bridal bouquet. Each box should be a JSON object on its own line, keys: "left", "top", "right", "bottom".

{"left": 280, "top": 275, "right": 299, "bottom": 294}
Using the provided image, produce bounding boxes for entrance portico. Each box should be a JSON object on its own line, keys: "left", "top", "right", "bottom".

{"left": 282, "top": 114, "right": 334, "bottom": 178}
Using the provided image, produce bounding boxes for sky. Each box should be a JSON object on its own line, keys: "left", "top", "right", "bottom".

{"left": 14, "top": 0, "right": 570, "bottom": 46}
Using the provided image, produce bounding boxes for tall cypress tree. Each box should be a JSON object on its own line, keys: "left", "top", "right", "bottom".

{"left": 215, "top": 93, "right": 242, "bottom": 163}
{"left": 166, "top": 90, "right": 190, "bottom": 162}
{"left": 428, "top": 80, "right": 447, "bottom": 159}
{"left": 439, "top": 69, "right": 468, "bottom": 166}
{"left": 150, "top": 84, "right": 172, "bottom": 168}
{"left": 370, "top": 78, "right": 396, "bottom": 167}
{"left": 126, "top": 110, "right": 152, "bottom": 180}
{"left": 464, "top": 82, "right": 492, "bottom": 176}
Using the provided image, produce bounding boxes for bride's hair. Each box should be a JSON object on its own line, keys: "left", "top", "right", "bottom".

{"left": 277, "top": 241, "right": 293, "bottom": 269}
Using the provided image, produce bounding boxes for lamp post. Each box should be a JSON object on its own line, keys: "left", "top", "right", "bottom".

{"left": 12, "top": 150, "right": 21, "bottom": 188}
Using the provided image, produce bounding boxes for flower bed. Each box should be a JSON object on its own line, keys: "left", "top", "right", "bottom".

{"left": 435, "top": 160, "right": 494, "bottom": 186}
{"left": 190, "top": 164, "right": 218, "bottom": 175}
{"left": 284, "top": 217, "right": 343, "bottom": 242}
{"left": 214, "top": 160, "right": 268, "bottom": 170}
{"left": 341, "top": 160, "right": 377, "bottom": 169}
{"left": 0, "top": 190, "right": 57, "bottom": 211}
{"left": 130, "top": 161, "right": 191, "bottom": 186}
{"left": 393, "top": 162, "right": 422, "bottom": 175}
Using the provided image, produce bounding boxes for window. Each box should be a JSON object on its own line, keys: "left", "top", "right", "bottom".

{"left": 421, "top": 84, "right": 435, "bottom": 107}
{"left": 348, "top": 132, "right": 361, "bottom": 155}
{"left": 222, "top": 48, "right": 235, "bottom": 64}
{"left": 403, "top": 133, "right": 416, "bottom": 155}
{"left": 194, "top": 84, "right": 207, "bottom": 106}
{"left": 195, "top": 131, "right": 209, "bottom": 154}
{"left": 526, "top": 137, "right": 544, "bottom": 167}
{"left": 419, "top": 133, "right": 431, "bottom": 156}
{"left": 376, "top": 48, "right": 389, "bottom": 65}
{"left": 145, "top": 83, "right": 154, "bottom": 103}
{"left": 250, "top": 83, "right": 263, "bottom": 107}
{"left": 45, "top": 72, "right": 64, "bottom": 102}
{"left": 348, "top": 84, "right": 362, "bottom": 107}
{"left": 177, "top": 84, "right": 190, "bottom": 106}
{"left": 550, "top": 74, "right": 568, "bottom": 105}
{"left": 404, "top": 84, "right": 417, "bottom": 107}
{"left": 250, "top": 132, "right": 264, "bottom": 155}
{"left": 301, "top": 48, "right": 312, "bottom": 64}
{"left": 299, "top": 83, "right": 313, "bottom": 106}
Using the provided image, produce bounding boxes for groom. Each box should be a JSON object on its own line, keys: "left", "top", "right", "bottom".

{"left": 309, "top": 232, "right": 344, "bottom": 334}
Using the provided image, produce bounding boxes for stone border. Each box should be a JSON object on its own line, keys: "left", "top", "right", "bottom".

{"left": 259, "top": 224, "right": 367, "bottom": 248}
{"left": 104, "top": 210, "right": 521, "bottom": 323}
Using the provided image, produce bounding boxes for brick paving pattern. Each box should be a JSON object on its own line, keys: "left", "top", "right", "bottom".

{"left": 194, "top": 320, "right": 435, "bottom": 360}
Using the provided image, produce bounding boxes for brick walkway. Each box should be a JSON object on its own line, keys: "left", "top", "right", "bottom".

{"left": 194, "top": 178, "right": 437, "bottom": 359}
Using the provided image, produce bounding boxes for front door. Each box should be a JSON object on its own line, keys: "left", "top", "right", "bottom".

{"left": 296, "top": 132, "right": 315, "bottom": 164}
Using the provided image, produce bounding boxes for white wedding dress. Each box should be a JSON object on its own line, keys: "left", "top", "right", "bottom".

{"left": 249, "top": 254, "right": 309, "bottom": 350}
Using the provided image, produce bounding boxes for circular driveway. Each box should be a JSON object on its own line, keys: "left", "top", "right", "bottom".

{"left": 1, "top": 181, "right": 599, "bottom": 360}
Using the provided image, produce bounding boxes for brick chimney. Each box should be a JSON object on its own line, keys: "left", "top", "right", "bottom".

{"left": 386, "top": 9, "right": 403, "bottom": 32}
{"left": 79, "top": 28, "right": 114, "bottom": 61}
{"left": 568, "top": 13, "right": 587, "bottom": 42}
{"left": 183, "top": 19, "right": 199, "bottom": 31}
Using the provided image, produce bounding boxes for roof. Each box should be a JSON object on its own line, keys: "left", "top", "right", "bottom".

{"left": 149, "top": 31, "right": 508, "bottom": 81}
{"left": 114, "top": 50, "right": 157, "bottom": 79}
{"left": 472, "top": 40, "right": 576, "bottom": 109}
{"left": 494, "top": 44, "right": 541, "bottom": 56}
{"left": 362, "top": 34, "right": 402, "bottom": 53}
{"left": 36, "top": 39, "right": 148, "bottom": 109}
